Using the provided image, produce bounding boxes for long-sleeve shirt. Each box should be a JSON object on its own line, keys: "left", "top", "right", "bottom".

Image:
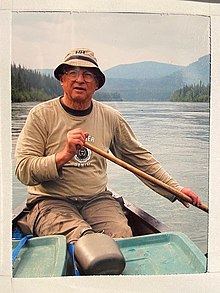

{"left": 15, "top": 97, "right": 182, "bottom": 205}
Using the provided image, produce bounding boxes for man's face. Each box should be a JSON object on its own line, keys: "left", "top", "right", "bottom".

{"left": 60, "top": 67, "right": 98, "bottom": 106}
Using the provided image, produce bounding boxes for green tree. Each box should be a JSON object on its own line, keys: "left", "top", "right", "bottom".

{"left": 11, "top": 64, "right": 63, "bottom": 102}
{"left": 170, "top": 82, "right": 210, "bottom": 102}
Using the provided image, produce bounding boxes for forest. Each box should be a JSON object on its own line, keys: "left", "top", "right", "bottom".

{"left": 11, "top": 64, "right": 209, "bottom": 103}
{"left": 170, "top": 82, "right": 210, "bottom": 102}
{"left": 11, "top": 64, "right": 122, "bottom": 102}
{"left": 11, "top": 64, "right": 63, "bottom": 102}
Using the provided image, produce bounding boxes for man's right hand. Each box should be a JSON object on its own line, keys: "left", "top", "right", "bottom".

{"left": 55, "top": 128, "right": 89, "bottom": 170}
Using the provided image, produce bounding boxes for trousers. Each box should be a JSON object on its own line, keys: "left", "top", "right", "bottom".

{"left": 17, "top": 191, "right": 133, "bottom": 243}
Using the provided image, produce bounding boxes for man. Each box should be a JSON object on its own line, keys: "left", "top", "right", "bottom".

{"left": 15, "top": 48, "right": 202, "bottom": 243}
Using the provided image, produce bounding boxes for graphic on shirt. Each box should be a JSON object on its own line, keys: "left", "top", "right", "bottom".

{"left": 74, "top": 146, "right": 91, "bottom": 164}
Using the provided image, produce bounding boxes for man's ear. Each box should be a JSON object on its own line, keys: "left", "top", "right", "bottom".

{"left": 95, "top": 78, "right": 99, "bottom": 90}
{"left": 59, "top": 75, "right": 64, "bottom": 86}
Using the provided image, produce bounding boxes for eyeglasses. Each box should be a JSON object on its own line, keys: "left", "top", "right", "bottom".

{"left": 64, "top": 69, "right": 96, "bottom": 82}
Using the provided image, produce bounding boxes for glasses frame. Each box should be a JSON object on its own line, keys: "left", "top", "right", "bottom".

{"left": 64, "top": 68, "right": 96, "bottom": 83}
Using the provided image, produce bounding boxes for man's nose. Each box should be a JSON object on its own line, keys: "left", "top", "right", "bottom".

{"left": 75, "top": 73, "right": 85, "bottom": 82}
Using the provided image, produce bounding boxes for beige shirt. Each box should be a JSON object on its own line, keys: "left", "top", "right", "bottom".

{"left": 15, "top": 97, "right": 182, "bottom": 204}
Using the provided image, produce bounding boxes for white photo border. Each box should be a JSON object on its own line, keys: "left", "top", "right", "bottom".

{"left": 1, "top": 1, "right": 220, "bottom": 292}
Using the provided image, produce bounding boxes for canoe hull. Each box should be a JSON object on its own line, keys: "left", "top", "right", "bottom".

{"left": 12, "top": 195, "right": 206, "bottom": 277}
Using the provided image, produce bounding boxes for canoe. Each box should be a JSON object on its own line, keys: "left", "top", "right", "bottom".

{"left": 12, "top": 194, "right": 207, "bottom": 277}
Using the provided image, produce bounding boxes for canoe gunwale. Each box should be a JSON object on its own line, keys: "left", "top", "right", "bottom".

{"left": 113, "top": 195, "right": 171, "bottom": 235}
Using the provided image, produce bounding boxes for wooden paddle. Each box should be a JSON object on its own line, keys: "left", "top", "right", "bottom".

{"left": 84, "top": 142, "right": 209, "bottom": 213}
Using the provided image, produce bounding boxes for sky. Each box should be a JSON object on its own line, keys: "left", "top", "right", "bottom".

{"left": 12, "top": 12, "right": 210, "bottom": 71}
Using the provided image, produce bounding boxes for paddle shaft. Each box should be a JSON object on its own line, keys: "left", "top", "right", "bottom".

{"left": 84, "top": 142, "right": 208, "bottom": 213}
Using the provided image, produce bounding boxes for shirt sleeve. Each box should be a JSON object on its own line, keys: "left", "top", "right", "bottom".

{"left": 15, "top": 109, "right": 60, "bottom": 186}
{"left": 110, "top": 114, "right": 183, "bottom": 202}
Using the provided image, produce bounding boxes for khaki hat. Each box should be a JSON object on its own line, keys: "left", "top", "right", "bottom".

{"left": 54, "top": 48, "right": 105, "bottom": 89}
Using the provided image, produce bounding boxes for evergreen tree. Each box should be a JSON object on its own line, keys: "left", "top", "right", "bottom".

{"left": 11, "top": 64, "right": 123, "bottom": 103}
{"left": 11, "top": 64, "right": 63, "bottom": 102}
{"left": 170, "top": 82, "right": 210, "bottom": 102}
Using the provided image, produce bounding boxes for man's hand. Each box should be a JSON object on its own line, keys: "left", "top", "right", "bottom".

{"left": 55, "top": 128, "right": 89, "bottom": 170}
{"left": 178, "top": 187, "right": 202, "bottom": 208}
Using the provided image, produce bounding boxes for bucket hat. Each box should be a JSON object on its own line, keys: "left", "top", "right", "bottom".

{"left": 54, "top": 48, "right": 105, "bottom": 89}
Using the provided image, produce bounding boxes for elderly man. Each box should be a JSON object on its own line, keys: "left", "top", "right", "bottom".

{"left": 15, "top": 48, "right": 201, "bottom": 243}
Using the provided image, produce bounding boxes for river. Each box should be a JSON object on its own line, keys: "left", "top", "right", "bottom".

{"left": 12, "top": 101, "right": 209, "bottom": 253}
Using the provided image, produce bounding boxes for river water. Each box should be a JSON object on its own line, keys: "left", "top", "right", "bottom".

{"left": 12, "top": 101, "right": 209, "bottom": 253}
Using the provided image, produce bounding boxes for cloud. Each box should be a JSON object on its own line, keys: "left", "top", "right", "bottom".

{"left": 12, "top": 12, "right": 210, "bottom": 70}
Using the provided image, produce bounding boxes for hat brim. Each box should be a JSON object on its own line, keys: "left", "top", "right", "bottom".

{"left": 54, "top": 60, "right": 105, "bottom": 90}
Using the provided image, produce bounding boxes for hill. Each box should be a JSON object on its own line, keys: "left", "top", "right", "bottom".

{"left": 99, "top": 55, "right": 210, "bottom": 101}
{"left": 104, "top": 61, "right": 182, "bottom": 79}
{"left": 36, "top": 54, "right": 210, "bottom": 102}
{"left": 170, "top": 55, "right": 210, "bottom": 85}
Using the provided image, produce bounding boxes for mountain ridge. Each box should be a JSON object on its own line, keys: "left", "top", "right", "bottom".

{"left": 100, "top": 54, "right": 210, "bottom": 101}
{"left": 104, "top": 61, "right": 183, "bottom": 79}
{"left": 37, "top": 54, "right": 210, "bottom": 101}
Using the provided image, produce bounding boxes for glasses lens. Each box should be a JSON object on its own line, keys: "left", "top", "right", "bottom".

{"left": 66, "top": 70, "right": 95, "bottom": 82}
{"left": 83, "top": 72, "right": 94, "bottom": 82}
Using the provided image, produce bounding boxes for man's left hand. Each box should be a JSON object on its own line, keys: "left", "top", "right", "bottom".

{"left": 178, "top": 188, "right": 202, "bottom": 208}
